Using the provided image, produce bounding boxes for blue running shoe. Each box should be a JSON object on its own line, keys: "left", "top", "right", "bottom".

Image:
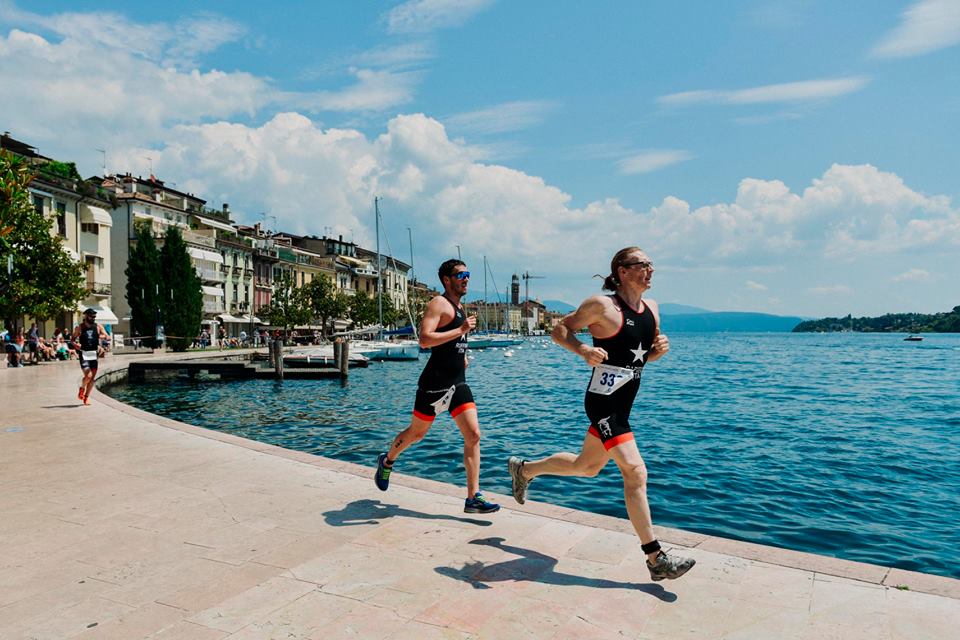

{"left": 464, "top": 492, "right": 500, "bottom": 514}
{"left": 374, "top": 453, "right": 392, "bottom": 491}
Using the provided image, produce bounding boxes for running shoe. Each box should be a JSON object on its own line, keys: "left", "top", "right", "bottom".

{"left": 508, "top": 456, "right": 530, "bottom": 504}
{"left": 374, "top": 453, "right": 392, "bottom": 491}
{"left": 464, "top": 492, "right": 500, "bottom": 514}
{"left": 646, "top": 551, "right": 696, "bottom": 581}
{"left": 78, "top": 388, "right": 86, "bottom": 402}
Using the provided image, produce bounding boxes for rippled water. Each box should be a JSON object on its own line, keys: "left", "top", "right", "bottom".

{"left": 107, "top": 333, "right": 960, "bottom": 578}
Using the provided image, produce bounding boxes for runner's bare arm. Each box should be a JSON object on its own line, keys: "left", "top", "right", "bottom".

{"left": 645, "top": 298, "right": 670, "bottom": 362}
{"left": 418, "top": 296, "right": 475, "bottom": 349}
{"left": 552, "top": 295, "right": 609, "bottom": 366}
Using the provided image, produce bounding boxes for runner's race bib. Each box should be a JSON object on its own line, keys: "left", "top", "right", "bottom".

{"left": 587, "top": 364, "right": 634, "bottom": 396}
{"left": 430, "top": 385, "right": 457, "bottom": 413}
{"left": 82, "top": 350, "right": 98, "bottom": 363}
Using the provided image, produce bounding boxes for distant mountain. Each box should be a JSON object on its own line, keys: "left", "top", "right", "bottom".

{"left": 542, "top": 299, "right": 576, "bottom": 313}
{"left": 663, "top": 311, "right": 806, "bottom": 332}
{"left": 660, "top": 303, "right": 712, "bottom": 315}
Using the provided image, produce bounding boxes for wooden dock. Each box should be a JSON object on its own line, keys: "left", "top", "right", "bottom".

{"left": 127, "top": 359, "right": 348, "bottom": 381}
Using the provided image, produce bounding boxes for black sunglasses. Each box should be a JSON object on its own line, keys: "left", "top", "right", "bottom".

{"left": 622, "top": 261, "right": 652, "bottom": 270}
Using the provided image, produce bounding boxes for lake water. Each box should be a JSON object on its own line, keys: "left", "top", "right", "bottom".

{"left": 107, "top": 332, "right": 960, "bottom": 578}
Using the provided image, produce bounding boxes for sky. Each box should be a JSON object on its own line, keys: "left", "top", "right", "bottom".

{"left": 1, "top": 0, "right": 958, "bottom": 317}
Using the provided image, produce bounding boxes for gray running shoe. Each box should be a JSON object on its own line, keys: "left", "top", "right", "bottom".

{"left": 646, "top": 551, "right": 695, "bottom": 581}
{"left": 508, "top": 456, "right": 530, "bottom": 504}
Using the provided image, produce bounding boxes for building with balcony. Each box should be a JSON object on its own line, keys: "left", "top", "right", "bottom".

{"left": 1, "top": 133, "right": 117, "bottom": 334}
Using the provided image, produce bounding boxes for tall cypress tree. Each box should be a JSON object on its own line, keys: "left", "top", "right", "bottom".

{"left": 125, "top": 223, "right": 162, "bottom": 345}
{"left": 159, "top": 227, "right": 202, "bottom": 351}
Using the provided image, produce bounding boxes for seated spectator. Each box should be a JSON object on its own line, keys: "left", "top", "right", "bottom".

{"left": 5, "top": 327, "right": 24, "bottom": 368}
{"left": 37, "top": 336, "right": 55, "bottom": 361}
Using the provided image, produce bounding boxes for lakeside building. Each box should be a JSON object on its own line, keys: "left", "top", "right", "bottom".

{"left": 521, "top": 299, "right": 547, "bottom": 333}
{"left": 1, "top": 133, "right": 115, "bottom": 336}
{"left": 235, "top": 223, "right": 279, "bottom": 330}
{"left": 99, "top": 173, "right": 235, "bottom": 339}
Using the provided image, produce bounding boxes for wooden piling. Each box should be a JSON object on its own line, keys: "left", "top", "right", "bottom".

{"left": 339, "top": 340, "right": 349, "bottom": 378}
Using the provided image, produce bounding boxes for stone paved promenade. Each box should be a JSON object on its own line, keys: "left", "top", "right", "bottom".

{"left": 2, "top": 351, "right": 958, "bottom": 639}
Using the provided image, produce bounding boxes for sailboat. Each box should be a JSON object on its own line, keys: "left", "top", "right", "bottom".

{"left": 351, "top": 197, "right": 420, "bottom": 361}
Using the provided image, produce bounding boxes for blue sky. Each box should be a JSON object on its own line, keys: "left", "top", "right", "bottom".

{"left": 2, "top": 1, "right": 958, "bottom": 316}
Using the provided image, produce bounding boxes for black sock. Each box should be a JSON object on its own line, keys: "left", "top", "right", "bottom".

{"left": 641, "top": 540, "right": 662, "bottom": 556}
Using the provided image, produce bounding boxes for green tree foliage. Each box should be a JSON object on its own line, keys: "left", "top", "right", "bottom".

{"left": 259, "top": 271, "right": 310, "bottom": 334}
{"left": 159, "top": 227, "right": 203, "bottom": 351}
{"left": 0, "top": 150, "right": 85, "bottom": 325}
{"left": 348, "top": 289, "right": 378, "bottom": 328}
{"left": 125, "top": 223, "right": 163, "bottom": 345}
{"left": 793, "top": 306, "right": 960, "bottom": 333}
{"left": 301, "top": 274, "right": 348, "bottom": 337}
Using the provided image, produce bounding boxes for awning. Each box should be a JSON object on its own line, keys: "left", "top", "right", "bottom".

{"left": 241, "top": 315, "right": 262, "bottom": 324}
{"left": 218, "top": 313, "right": 247, "bottom": 323}
{"left": 195, "top": 217, "right": 235, "bottom": 233}
{"left": 201, "top": 285, "right": 224, "bottom": 297}
{"left": 337, "top": 255, "right": 367, "bottom": 267}
{"left": 80, "top": 204, "right": 113, "bottom": 227}
{"left": 76, "top": 303, "right": 119, "bottom": 325}
{"left": 187, "top": 247, "right": 224, "bottom": 264}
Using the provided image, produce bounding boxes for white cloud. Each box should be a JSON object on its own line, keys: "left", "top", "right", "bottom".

{"left": 746, "top": 280, "right": 768, "bottom": 291}
{"left": 893, "top": 268, "right": 931, "bottom": 282}
{"left": 872, "top": 0, "right": 960, "bottom": 58}
{"left": 0, "top": 4, "right": 247, "bottom": 68}
{"left": 618, "top": 150, "right": 694, "bottom": 175}
{"left": 808, "top": 285, "right": 852, "bottom": 295}
{"left": 284, "top": 68, "right": 422, "bottom": 112}
{"left": 349, "top": 42, "right": 435, "bottom": 69}
{"left": 445, "top": 100, "right": 557, "bottom": 136}
{"left": 659, "top": 77, "right": 870, "bottom": 106}
{"left": 384, "top": 0, "right": 495, "bottom": 34}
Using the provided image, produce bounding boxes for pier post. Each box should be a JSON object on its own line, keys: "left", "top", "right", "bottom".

{"left": 333, "top": 338, "right": 342, "bottom": 367}
{"left": 339, "top": 340, "right": 349, "bottom": 378}
{"left": 272, "top": 337, "right": 284, "bottom": 380}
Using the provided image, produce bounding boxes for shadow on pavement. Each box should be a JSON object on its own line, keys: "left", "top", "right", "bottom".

{"left": 435, "top": 536, "right": 677, "bottom": 601}
{"left": 322, "top": 498, "right": 493, "bottom": 527}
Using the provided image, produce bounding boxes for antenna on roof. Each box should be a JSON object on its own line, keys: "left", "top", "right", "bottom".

{"left": 94, "top": 148, "right": 106, "bottom": 175}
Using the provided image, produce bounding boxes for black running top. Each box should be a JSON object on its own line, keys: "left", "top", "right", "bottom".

{"left": 418, "top": 295, "right": 468, "bottom": 389}
{"left": 592, "top": 294, "right": 656, "bottom": 371}
{"left": 76, "top": 322, "right": 100, "bottom": 351}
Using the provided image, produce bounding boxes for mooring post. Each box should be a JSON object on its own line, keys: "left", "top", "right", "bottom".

{"left": 339, "top": 339, "right": 349, "bottom": 378}
{"left": 333, "top": 338, "right": 342, "bottom": 367}
{"left": 272, "top": 337, "right": 284, "bottom": 380}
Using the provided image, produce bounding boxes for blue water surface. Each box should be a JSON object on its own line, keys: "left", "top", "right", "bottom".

{"left": 107, "top": 333, "right": 960, "bottom": 578}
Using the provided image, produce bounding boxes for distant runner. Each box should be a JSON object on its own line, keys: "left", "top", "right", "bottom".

{"left": 71, "top": 308, "right": 109, "bottom": 405}
{"left": 507, "top": 247, "right": 695, "bottom": 581}
{"left": 374, "top": 259, "right": 500, "bottom": 514}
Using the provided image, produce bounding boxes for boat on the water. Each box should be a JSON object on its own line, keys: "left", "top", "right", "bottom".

{"left": 283, "top": 346, "right": 369, "bottom": 368}
{"left": 352, "top": 340, "right": 420, "bottom": 361}
{"left": 467, "top": 334, "right": 524, "bottom": 350}
{"left": 904, "top": 335, "right": 924, "bottom": 342}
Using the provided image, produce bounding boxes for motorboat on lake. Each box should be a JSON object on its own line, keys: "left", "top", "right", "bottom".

{"left": 351, "top": 340, "right": 420, "bottom": 361}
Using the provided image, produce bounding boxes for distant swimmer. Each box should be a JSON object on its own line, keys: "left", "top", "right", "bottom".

{"left": 507, "top": 247, "right": 695, "bottom": 581}
{"left": 374, "top": 259, "right": 500, "bottom": 514}
{"left": 71, "top": 308, "right": 109, "bottom": 405}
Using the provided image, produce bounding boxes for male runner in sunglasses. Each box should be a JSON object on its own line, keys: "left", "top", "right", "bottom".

{"left": 374, "top": 259, "right": 499, "bottom": 514}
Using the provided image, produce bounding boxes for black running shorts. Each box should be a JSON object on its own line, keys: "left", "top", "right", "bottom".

{"left": 413, "top": 383, "right": 475, "bottom": 422}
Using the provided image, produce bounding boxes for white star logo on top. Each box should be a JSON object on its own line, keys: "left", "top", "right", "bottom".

{"left": 630, "top": 343, "right": 647, "bottom": 363}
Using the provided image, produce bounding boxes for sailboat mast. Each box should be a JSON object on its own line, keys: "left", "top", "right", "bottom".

{"left": 483, "top": 255, "right": 488, "bottom": 331}
{"left": 375, "top": 197, "right": 383, "bottom": 340}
